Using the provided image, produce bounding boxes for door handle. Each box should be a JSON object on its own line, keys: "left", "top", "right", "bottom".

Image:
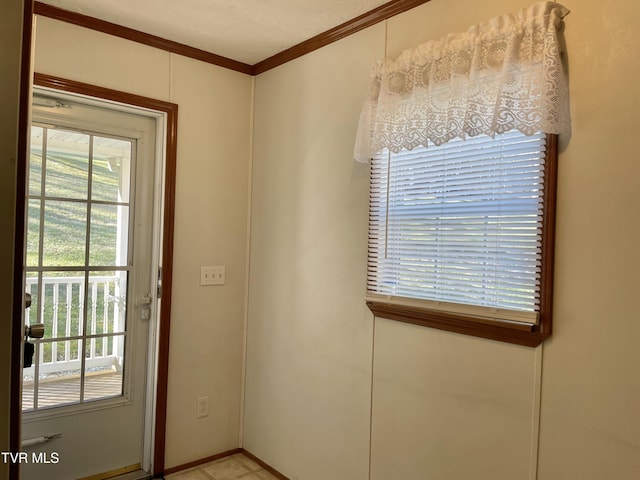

{"left": 24, "top": 292, "right": 44, "bottom": 338}
{"left": 26, "top": 324, "right": 45, "bottom": 339}
{"left": 24, "top": 323, "right": 43, "bottom": 368}
{"left": 136, "top": 294, "right": 152, "bottom": 307}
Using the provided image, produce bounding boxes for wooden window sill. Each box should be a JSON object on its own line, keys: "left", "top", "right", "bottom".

{"left": 367, "top": 300, "right": 550, "bottom": 347}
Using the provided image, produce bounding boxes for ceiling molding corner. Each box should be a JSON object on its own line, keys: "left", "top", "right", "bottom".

{"left": 34, "top": 0, "right": 432, "bottom": 76}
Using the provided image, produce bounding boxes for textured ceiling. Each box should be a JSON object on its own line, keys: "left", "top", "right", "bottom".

{"left": 37, "top": 0, "right": 391, "bottom": 65}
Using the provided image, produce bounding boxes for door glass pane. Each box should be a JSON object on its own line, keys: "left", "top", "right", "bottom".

{"left": 45, "top": 129, "right": 89, "bottom": 199}
{"left": 84, "top": 334, "right": 124, "bottom": 402}
{"left": 22, "top": 378, "right": 35, "bottom": 411}
{"left": 92, "top": 136, "right": 132, "bottom": 203}
{"left": 88, "top": 271, "right": 127, "bottom": 335}
{"left": 26, "top": 200, "right": 41, "bottom": 267}
{"left": 29, "top": 126, "right": 43, "bottom": 196}
{"left": 39, "top": 272, "right": 85, "bottom": 339}
{"left": 25, "top": 272, "right": 39, "bottom": 327}
{"left": 22, "top": 338, "right": 82, "bottom": 412}
{"left": 89, "top": 204, "right": 129, "bottom": 267}
{"left": 36, "top": 340, "right": 82, "bottom": 409}
{"left": 42, "top": 200, "right": 88, "bottom": 267}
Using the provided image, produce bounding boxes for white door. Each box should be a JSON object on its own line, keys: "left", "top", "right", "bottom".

{"left": 21, "top": 90, "right": 161, "bottom": 480}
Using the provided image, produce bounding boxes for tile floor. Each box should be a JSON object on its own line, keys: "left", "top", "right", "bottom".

{"left": 165, "top": 453, "right": 279, "bottom": 480}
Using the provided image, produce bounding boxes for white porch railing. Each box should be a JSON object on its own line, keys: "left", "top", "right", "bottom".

{"left": 24, "top": 275, "right": 126, "bottom": 380}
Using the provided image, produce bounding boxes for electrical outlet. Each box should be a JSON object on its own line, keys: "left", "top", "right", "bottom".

{"left": 197, "top": 396, "right": 209, "bottom": 418}
{"left": 200, "top": 266, "right": 225, "bottom": 286}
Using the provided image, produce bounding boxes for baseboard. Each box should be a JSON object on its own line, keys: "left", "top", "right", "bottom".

{"left": 162, "top": 448, "right": 242, "bottom": 476}
{"left": 161, "top": 447, "right": 289, "bottom": 480}
{"left": 240, "top": 448, "right": 290, "bottom": 480}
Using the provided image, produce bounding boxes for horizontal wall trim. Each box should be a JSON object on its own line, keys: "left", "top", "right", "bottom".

{"left": 368, "top": 301, "right": 549, "bottom": 347}
{"left": 33, "top": 2, "right": 253, "bottom": 75}
{"left": 34, "top": 72, "right": 179, "bottom": 114}
{"left": 33, "top": 0, "right": 432, "bottom": 76}
{"left": 252, "top": 0, "right": 432, "bottom": 74}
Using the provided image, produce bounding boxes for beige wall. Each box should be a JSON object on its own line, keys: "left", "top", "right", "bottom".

{"left": 33, "top": 16, "right": 252, "bottom": 469}
{"left": 21, "top": 0, "right": 640, "bottom": 478}
{"left": 245, "top": 25, "right": 384, "bottom": 480}
{"left": 0, "top": 1, "right": 26, "bottom": 479}
{"left": 245, "top": 1, "right": 640, "bottom": 480}
{"left": 536, "top": 0, "right": 640, "bottom": 477}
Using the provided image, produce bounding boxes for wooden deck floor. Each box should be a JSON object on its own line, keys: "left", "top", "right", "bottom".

{"left": 22, "top": 371, "right": 123, "bottom": 411}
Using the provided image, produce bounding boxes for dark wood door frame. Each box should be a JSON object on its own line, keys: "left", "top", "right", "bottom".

{"left": 13, "top": 71, "right": 178, "bottom": 477}
{"left": 10, "top": 1, "right": 34, "bottom": 479}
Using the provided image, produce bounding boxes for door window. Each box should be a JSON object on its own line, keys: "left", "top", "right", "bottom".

{"left": 23, "top": 126, "right": 134, "bottom": 411}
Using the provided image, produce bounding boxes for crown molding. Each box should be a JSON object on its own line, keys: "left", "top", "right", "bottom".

{"left": 252, "top": 0, "right": 431, "bottom": 74}
{"left": 33, "top": 1, "right": 253, "bottom": 74}
{"left": 34, "top": 0, "right": 432, "bottom": 76}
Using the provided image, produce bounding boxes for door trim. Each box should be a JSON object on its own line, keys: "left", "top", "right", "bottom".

{"left": 18, "top": 72, "right": 178, "bottom": 477}
{"left": 11, "top": 1, "right": 34, "bottom": 479}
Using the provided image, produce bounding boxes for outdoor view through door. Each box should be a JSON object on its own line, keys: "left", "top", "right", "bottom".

{"left": 24, "top": 126, "right": 133, "bottom": 410}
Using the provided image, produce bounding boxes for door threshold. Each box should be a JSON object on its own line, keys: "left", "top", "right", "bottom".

{"left": 79, "top": 464, "right": 150, "bottom": 480}
{"left": 108, "top": 470, "right": 152, "bottom": 480}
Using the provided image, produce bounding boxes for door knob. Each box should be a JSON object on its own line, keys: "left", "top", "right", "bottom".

{"left": 25, "top": 288, "right": 44, "bottom": 338}
{"left": 26, "top": 324, "right": 45, "bottom": 339}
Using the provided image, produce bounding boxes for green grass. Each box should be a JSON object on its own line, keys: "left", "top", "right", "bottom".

{"left": 27, "top": 148, "right": 123, "bottom": 267}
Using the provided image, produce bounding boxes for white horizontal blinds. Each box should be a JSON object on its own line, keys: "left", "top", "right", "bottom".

{"left": 368, "top": 130, "right": 546, "bottom": 322}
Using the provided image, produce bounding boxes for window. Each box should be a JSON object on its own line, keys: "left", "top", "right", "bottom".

{"left": 353, "top": 2, "right": 569, "bottom": 345}
{"left": 366, "top": 131, "right": 557, "bottom": 346}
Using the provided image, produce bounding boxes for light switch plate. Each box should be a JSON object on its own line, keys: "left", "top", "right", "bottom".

{"left": 200, "top": 266, "right": 225, "bottom": 285}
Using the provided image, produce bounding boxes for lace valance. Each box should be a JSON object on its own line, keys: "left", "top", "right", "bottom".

{"left": 354, "top": 2, "right": 571, "bottom": 162}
